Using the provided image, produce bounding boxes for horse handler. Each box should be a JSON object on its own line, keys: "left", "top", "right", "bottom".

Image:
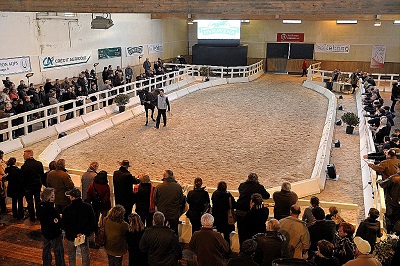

{"left": 153, "top": 89, "right": 170, "bottom": 129}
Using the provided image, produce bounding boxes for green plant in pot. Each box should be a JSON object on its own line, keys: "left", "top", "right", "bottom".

{"left": 114, "top": 94, "right": 130, "bottom": 112}
{"left": 200, "top": 66, "right": 211, "bottom": 82}
{"left": 341, "top": 112, "right": 359, "bottom": 134}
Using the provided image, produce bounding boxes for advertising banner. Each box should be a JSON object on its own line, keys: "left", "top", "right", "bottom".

{"left": 126, "top": 45, "right": 144, "bottom": 57}
{"left": 148, "top": 43, "right": 163, "bottom": 54}
{"left": 0, "top": 56, "right": 31, "bottom": 76}
{"left": 370, "top": 45, "right": 386, "bottom": 68}
{"left": 98, "top": 47, "right": 122, "bottom": 60}
{"left": 277, "top": 33, "right": 304, "bottom": 42}
{"left": 40, "top": 51, "right": 91, "bottom": 71}
{"left": 315, "top": 44, "right": 350, "bottom": 53}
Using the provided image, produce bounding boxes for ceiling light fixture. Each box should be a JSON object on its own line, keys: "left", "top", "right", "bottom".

{"left": 282, "top": 20, "right": 301, "bottom": 24}
{"left": 336, "top": 20, "right": 358, "bottom": 24}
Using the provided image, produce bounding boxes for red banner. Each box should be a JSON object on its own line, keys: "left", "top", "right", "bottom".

{"left": 277, "top": 33, "right": 304, "bottom": 42}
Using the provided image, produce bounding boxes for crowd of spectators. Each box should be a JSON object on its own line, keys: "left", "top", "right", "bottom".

{"left": 1, "top": 152, "right": 399, "bottom": 266}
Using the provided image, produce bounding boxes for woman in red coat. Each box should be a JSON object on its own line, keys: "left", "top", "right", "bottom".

{"left": 87, "top": 170, "right": 111, "bottom": 222}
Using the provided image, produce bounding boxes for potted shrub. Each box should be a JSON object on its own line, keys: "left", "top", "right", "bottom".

{"left": 341, "top": 112, "right": 359, "bottom": 134}
{"left": 200, "top": 66, "right": 211, "bottom": 82}
{"left": 114, "top": 94, "right": 130, "bottom": 112}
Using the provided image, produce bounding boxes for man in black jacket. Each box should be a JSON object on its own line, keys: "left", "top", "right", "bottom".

{"left": 62, "top": 188, "right": 96, "bottom": 266}
{"left": 113, "top": 160, "right": 139, "bottom": 221}
{"left": 139, "top": 211, "right": 182, "bottom": 265}
{"left": 21, "top": 149, "right": 44, "bottom": 222}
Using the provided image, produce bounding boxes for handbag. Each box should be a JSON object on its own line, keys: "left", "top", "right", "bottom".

{"left": 95, "top": 214, "right": 106, "bottom": 247}
{"left": 227, "top": 194, "right": 236, "bottom": 225}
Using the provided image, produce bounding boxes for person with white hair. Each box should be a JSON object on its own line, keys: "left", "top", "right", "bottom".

{"left": 189, "top": 213, "right": 229, "bottom": 266}
{"left": 273, "top": 181, "right": 298, "bottom": 220}
{"left": 343, "top": 237, "right": 382, "bottom": 266}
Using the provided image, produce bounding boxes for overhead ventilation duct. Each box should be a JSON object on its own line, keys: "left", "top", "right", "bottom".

{"left": 91, "top": 13, "right": 114, "bottom": 29}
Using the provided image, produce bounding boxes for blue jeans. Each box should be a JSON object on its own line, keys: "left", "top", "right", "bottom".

{"left": 107, "top": 254, "right": 123, "bottom": 266}
{"left": 67, "top": 237, "right": 90, "bottom": 266}
{"left": 43, "top": 235, "right": 66, "bottom": 266}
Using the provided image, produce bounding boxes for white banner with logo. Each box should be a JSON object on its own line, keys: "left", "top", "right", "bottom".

{"left": 148, "top": 43, "right": 163, "bottom": 54}
{"left": 39, "top": 50, "right": 91, "bottom": 71}
{"left": 126, "top": 45, "right": 145, "bottom": 57}
{"left": 370, "top": 45, "right": 386, "bottom": 68}
{"left": 0, "top": 56, "right": 31, "bottom": 76}
{"left": 315, "top": 44, "right": 350, "bottom": 53}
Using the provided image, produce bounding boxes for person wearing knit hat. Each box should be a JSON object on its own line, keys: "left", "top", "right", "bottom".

{"left": 343, "top": 236, "right": 382, "bottom": 266}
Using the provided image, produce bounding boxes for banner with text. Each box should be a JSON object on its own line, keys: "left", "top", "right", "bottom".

{"left": 370, "top": 45, "right": 386, "bottom": 68}
{"left": 148, "top": 43, "right": 163, "bottom": 54}
{"left": 0, "top": 56, "right": 31, "bottom": 76}
{"left": 126, "top": 45, "right": 145, "bottom": 57}
{"left": 315, "top": 44, "right": 350, "bottom": 53}
{"left": 277, "top": 33, "right": 304, "bottom": 42}
{"left": 98, "top": 47, "right": 122, "bottom": 60}
{"left": 40, "top": 51, "right": 91, "bottom": 71}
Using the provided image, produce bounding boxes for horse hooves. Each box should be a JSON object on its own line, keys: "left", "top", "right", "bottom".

{"left": 145, "top": 123, "right": 148, "bottom": 126}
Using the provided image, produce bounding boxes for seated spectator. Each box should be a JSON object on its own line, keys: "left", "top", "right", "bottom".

{"left": 333, "top": 222, "right": 356, "bottom": 265}
{"left": 186, "top": 177, "right": 210, "bottom": 234}
{"left": 104, "top": 205, "right": 129, "bottom": 266}
{"left": 367, "top": 148, "right": 400, "bottom": 180}
{"left": 302, "top": 196, "right": 319, "bottom": 227}
{"left": 189, "top": 213, "right": 229, "bottom": 266}
{"left": 227, "top": 239, "right": 259, "bottom": 266}
{"left": 139, "top": 211, "right": 182, "bottom": 265}
{"left": 355, "top": 208, "right": 382, "bottom": 253}
{"left": 253, "top": 219, "right": 289, "bottom": 265}
{"left": 309, "top": 240, "right": 340, "bottom": 266}
{"left": 308, "top": 206, "right": 336, "bottom": 257}
{"left": 240, "top": 193, "right": 269, "bottom": 244}
{"left": 343, "top": 237, "right": 381, "bottom": 266}
{"left": 273, "top": 181, "right": 298, "bottom": 220}
{"left": 371, "top": 116, "right": 391, "bottom": 144}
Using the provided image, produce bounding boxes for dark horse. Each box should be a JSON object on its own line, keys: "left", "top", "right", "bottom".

{"left": 137, "top": 89, "right": 160, "bottom": 125}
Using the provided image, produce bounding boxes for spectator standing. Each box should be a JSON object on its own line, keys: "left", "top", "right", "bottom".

{"left": 153, "top": 169, "right": 183, "bottom": 235}
{"left": 368, "top": 148, "right": 400, "bottom": 181}
{"left": 240, "top": 193, "right": 269, "bottom": 244}
{"left": 81, "top": 162, "right": 99, "bottom": 202}
{"left": 0, "top": 150, "right": 7, "bottom": 214}
{"left": 355, "top": 208, "right": 382, "bottom": 253}
{"left": 186, "top": 177, "right": 210, "bottom": 233}
{"left": 211, "top": 181, "right": 236, "bottom": 248}
{"left": 253, "top": 219, "right": 289, "bottom": 266}
{"left": 143, "top": 58, "right": 151, "bottom": 73}
{"left": 125, "top": 65, "right": 133, "bottom": 84}
{"left": 279, "top": 204, "right": 310, "bottom": 259}
{"left": 308, "top": 207, "right": 336, "bottom": 257}
{"left": 113, "top": 160, "right": 139, "bottom": 221}
{"left": 189, "top": 213, "right": 229, "bottom": 266}
{"left": 133, "top": 173, "right": 156, "bottom": 227}
{"left": 390, "top": 82, "right": 400, "bottom": 113}
{"left": 127, "top": 213, "right": 147, "bottom": 266}
{"left": 21, "top": 149, "right": 44, "bottom": 222}
{"left": 62, "top": 188, "right": 96, "bottom": 266}
{"left": 36, "top": 188, "right": 66, "bottom": 266}
{"left": 104, "top": 205, "right": 129, "bottom": 266}
{"left": 325, "top": 206, "right": 345, "bottom": 230}
{"left": 102, "top": 67, "right": 109, "bottom": 84}
{"left": 87, "top": 170, "right": 111, "bottom": 224}
{"left": 302, "top": 196, "right": 319, "bottom": 227}
{"left": 273, "top": 181, "right": 298, "bottom": 220}
{"left": 46, "top": 159, "right": 75, "bottom": 213}
{"left": 236, "top": 173, "right": 270, "bottom": 245}
{"left": 139, "top": 211, "right": 182, "bottom": 265}
{"left": 42, "top": 161, "right": 56, "bottom": 187}
{"left": 301, "top": 59, "right": 308, "bottom": 77}
{"left": 333, "top": 222, "right": 356, "bottom": 265}
{"left": 4, "top": 157, "right": 24, "bottom": 219}
{"left": 153, "top": 89, "right": 170, "bottom": 129}
{"left": 377, "top": 169, "right": 400, "bottom": 233}
{"left": 44, "top": 78, "right": 54, "bottom": 94}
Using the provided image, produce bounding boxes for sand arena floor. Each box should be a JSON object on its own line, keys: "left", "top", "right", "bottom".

{"left": 57, "top": 75, "right": 328, "bottom": 190}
